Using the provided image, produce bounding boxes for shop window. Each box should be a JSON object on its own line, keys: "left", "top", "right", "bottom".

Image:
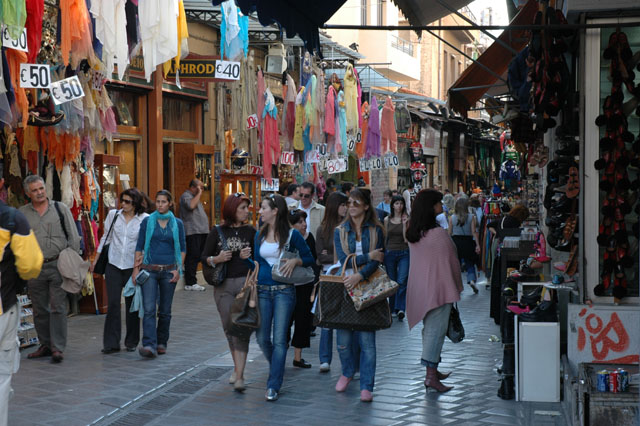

{"left": 162, "top": 97, "right": 196, "bottom": 132}
{"left": 110, "top": 90, "right": 138, "bottom": 127}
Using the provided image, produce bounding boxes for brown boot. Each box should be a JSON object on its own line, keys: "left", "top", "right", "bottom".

{"left": 437, "top": 370, "right": 451, "bottom": 380}
{"left": 27, "top": 345, "right": 51, "bottom": 359}
{"left": 424, "top": 367, "right": 453, "bottom": 393}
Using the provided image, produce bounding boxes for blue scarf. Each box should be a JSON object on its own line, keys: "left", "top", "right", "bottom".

{"left": 143, "top": 211, "right": 182, "bottom": 275}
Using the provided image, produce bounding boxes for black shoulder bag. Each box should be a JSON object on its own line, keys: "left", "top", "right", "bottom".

{"left": 93, "top": 210, "right": 119, "bottom": 275}
{"left": 203, "top": 226, "right": 228, "bottom": 286}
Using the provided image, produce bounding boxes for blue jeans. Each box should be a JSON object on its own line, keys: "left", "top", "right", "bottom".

{"left": 385, "top": 249, "right": 409, "bottom": 312}
{"left": 461, "top": 259, "right": 477, "bottom": 283}
{"left": 336, "top": 330, "right": 376, "bottom": 391}
{"left": 256, "top": 286, "right": 296, "bottom": 391}
{"left": 319, "top": 328, "right": 360, "bottom": 369}
{"left": 140, "top": 270, "right": 176, "bottom": 350}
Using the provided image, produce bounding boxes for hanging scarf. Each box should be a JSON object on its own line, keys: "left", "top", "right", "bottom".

{"left": 365, "top": 96, "right": 381, "bottom": 158}
{"left": 324, "top": 85, "right": 336, "bottom": 136}
{"left": 143, "top": 211, "right": 183, "bottom": 274}
{"left": 381, "top": 97, "right": 397, "bottom": 153}
{"left": 343, "top": 64, "right": 359, "bottom": 132}
{"left": 354, "top": 67, "right": 363, "bottom": 129}
{"left": 338, "top": 90, "right": 348, "bottom": 156}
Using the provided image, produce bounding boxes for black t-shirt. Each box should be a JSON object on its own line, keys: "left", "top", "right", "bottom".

{"left": 201, "top": 225, "right": 256, "bottom": 278}
{"left": 487, "top": 215, "right": 521, "bottom": 239}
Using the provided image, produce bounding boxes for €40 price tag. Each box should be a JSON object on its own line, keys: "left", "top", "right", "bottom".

{"left": 50, "top": 75, "right": 85, "bottom": 105}
{"left": 2, "top": 26, "right": 28, "bottom": 52}
{"left": 215, "top": 60, "right": 241, "bottom": 80}
{"left": 19, "top": 64, "right": 50, "bottom": 89}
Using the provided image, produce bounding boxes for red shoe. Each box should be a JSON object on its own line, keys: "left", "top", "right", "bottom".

{"left": 360, "top": 390, "right": 373, "bottom": 402}
{"left": 28, "top": 345, "right": 52, "bottom": 359}
{"left": 335, "top": 375, "right": 352, "bottom": 392}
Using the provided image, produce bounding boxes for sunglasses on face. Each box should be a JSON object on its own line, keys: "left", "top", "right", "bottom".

{"left": 301, "top": 193, "right": 312, "bottom": 199}
{"left": 234, "top": 192, "right": 246, "bottom": 197}
{"left": 121, "top": 199, "right": 132, "bottom": 204}
{"left": 347, "top": 199, "right": 362, "bottom": 207}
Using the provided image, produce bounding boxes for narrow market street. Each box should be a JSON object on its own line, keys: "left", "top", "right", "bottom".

{"left": 9, "top": 275, "right": 568, "bottom": 426}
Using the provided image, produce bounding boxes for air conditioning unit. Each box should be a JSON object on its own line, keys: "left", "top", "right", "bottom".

{"left": 265, "top": 43, "right": 287, "bottom": 74}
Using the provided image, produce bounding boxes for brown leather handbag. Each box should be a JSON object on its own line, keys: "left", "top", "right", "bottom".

{"left": 228, "top": 262, "right": 260, "bottom": 337}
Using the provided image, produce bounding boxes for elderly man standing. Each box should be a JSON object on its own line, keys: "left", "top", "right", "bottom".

{"left": 0, "top": 176, "right": 43, "bottom": 426}
{"left": 20, "top": 175, "right": 80, "bottom": 363}
{"left": 298, "top": 182, "right": 325, "bottom": 238}
{"left": 179, "top": 179, "right": 209, "bottom": 291}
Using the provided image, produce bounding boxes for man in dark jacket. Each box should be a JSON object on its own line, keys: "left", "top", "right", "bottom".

{"left": 0, "top": 193, "right": 43, "bottom": 426}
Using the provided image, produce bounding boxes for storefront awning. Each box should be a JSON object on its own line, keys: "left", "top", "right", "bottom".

{"left": 448, "top": 0, "right": 538, "bottom": 116}
{"left": 325, "top": 66, "right": 403, "bottom": 88}
{"left": 209, "top": 0, "right": 347, "bottom": 56}
{"left": 391, "top": 0, "right": 476, "bottom": 32}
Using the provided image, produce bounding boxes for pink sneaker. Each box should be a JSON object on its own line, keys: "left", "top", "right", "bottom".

{"left": 335, "top": 375, "right": 352, "bottom": 392}
{"left": 360, "top": 389, "right": 373, "bottom": 402}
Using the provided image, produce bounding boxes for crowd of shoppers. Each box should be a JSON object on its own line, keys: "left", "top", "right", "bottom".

{"left": 13, "top": 173, "right": 496, "bottom": 410}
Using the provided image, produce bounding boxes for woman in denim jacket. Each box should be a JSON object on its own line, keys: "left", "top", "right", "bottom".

{"left": 333, "top": 188, "right": 384, "bottom": 402}
{"left": 252, "top": 194, "right": 314, "bottom": 402}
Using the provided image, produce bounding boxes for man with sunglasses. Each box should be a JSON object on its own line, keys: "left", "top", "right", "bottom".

{"left": 179, "top": 180, "right": 209, "bottom": 291}
{"left": 297, "top": 182, "right": 325, "bottom": 241}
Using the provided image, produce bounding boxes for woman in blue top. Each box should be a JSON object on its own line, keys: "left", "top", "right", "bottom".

{"left": 333, "top": 188, "right": 384, "bottom": 403}
{"left": 133, "top": 190, "right": 186, "bottom": 358}
{"left": 253, "top": 194, "right": 314, "bottom": 402}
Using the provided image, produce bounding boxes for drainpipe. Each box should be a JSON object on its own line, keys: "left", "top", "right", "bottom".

{"left": 438, "top": 20, "right": 444, "bottom": 187}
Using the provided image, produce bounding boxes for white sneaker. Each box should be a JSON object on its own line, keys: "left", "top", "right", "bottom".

{"left": 229, "top": 371, "right": 237, "bottom": 384}
{"left": 319, "top": 362, "right": 330, "bottom": 373}
{"left": 185, "top": 284, "right": 206, "bottom": 291}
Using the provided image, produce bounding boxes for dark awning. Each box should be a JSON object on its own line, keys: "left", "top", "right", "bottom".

{"left": 447, "top": 0, "right": 538, "bottom": 116}
{"left": 391, "top": 0, "right": 476, "bottom": 33}
{"left": 210, "top": 0, "right": 347, "bottom": 56}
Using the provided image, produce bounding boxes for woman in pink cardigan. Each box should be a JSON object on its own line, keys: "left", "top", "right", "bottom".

{"left": 406, "top": 189, "right": 463, "bottom": 393}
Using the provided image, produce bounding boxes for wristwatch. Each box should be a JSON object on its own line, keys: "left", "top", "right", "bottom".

{"left": 207, "top": 256, "right": 215, "bottom": 266}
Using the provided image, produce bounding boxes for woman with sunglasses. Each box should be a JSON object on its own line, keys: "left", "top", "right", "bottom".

{"left": 315, "top": 191, "right": 348, "bottom": 372}
{"left": 93, "top": 188, "right": 148, "bottom": 354}
{"left": 201, "top": 192, "right": 256, "bottom": 392}
{"left": 333, "top": 188, "right": 384, "bottom": 402}
{"left": 253, "top": 194, "right": 314, "bottom": 401}
{"left": 286, "top": 209, "right": 320, "bottom": 370}
{"left": 133, "top": 190, "right": 186, "bottom": 358}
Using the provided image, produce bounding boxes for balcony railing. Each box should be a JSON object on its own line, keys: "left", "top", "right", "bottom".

{"left": 391, "top": 35, "right": 414, "bottom": 57}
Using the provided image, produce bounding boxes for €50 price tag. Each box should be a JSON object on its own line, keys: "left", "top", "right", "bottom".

{"left": 215, "top": 60, "right": 241, "bottom": 80}
{"left": 19, "top": 64, "right": 50, "bottom": 89}
{"left": 50, "top": 75, "right": 85, "bottom": 105}
{"left": 2, "top": 26, "right": 28, "bottom": 52}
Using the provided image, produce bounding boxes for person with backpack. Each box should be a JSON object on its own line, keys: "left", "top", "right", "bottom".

{"left": 20, "top": 175, "right": 80, "bottom": 364}
{"left": 0, "top": 184, "right": 43, "bottom": 426}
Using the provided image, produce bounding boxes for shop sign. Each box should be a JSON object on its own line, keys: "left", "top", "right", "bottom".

{"left": 327, "top": 157, "right": 348, "bottom": 174}
{"left": 280, "top": 151, "right": 295, "bottom": 165}
{"left": 50, "top": 75, "right": 85, "bottom": 105}
{"left": 19, "top": 64, "right": 50, "bottom": 89}
{"left": 568, "top": 304, "right": 640, "bottom": 366}
{"left": 165, "top": 56, "right": 240, "bottom": 82}
{"left": 246, "top": 114, "right": 258, "bottom": 130}
{"left": 250, "top": 165, "right": 263, "bottom": 175}
{"left": 261, "top": 178, "right": 279, "bottom": 192}
{"left": 318, "top": 156, "right": 328, "bottom": 171}
{"left": 384, "top": 153, "right": 399, "bottom": 168}
{"left": 2, "top": 26, "right": 28, "bottom": 52}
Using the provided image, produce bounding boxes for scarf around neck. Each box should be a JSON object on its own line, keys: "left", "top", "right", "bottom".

{"left": 143, "top": 211, "right": 182, "bottom": 274}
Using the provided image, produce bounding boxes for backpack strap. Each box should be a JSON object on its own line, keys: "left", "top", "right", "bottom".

{"left": 53, "top": 201, "right": 69, "bottom": 243}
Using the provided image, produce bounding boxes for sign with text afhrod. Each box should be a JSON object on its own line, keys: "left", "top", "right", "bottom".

{"left": 165, "top": 55, "right": 240, "bottom": 82}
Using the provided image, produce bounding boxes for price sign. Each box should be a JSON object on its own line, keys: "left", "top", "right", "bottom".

{"left": 19, "top": 64, "right": 50, "bottom": 88}
{"left": 280, "top": 151, "right": 295, "bottom": 165}
{"left": 305, "top": 150, "right": 320, "bottom": 164}
{"left": 2, "top": 26, "right": 28, "bottom": 52}
{"left": 385, "top": 153, "right": 399, "bottom": 168}
{"left": 250, "top": 165, "right": 263, "bottom": 175}
{"left": 246, "top": 114, "right": 258, "bottom": 130}
{"left": 318, "top": 156, "right": 328, "bottom": 171}
{"left": 50, "top": 75, "right": 85, "bottom": 105}
{"left": 347, "top": 135, "right": 356, "bottom": 151}
{"left": 215, "top": 60, "right": 241, "bottom": 80}
{"left": 91, "top": 69, "right": 106, "bottom": 90}
{"left": 327, "top": 157, "right": 348, "bottom": 175}
{"left": 370, "top": 156, "right": 383, "bottom": 170}
{"left": 261, "top": 178, "right": 279, "bottom": 192}
{"left": 359, "top": 158, "right": 369, "bottom": 172}
{"left": 315, "top": 143, "right": 327, "bottom": 156}
{"left": 356, "top": 130, "right": 362, "bottom": 143}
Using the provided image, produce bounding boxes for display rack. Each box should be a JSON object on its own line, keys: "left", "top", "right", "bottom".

{"left": 17, "top": 294, "right": 38, "bottom": 348}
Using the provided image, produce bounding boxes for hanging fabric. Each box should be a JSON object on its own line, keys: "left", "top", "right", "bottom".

{"left": 262, "top": 89, "right": 279, "bottom": 183}
{"left": 125, "top": 0, "right": 138, "bottom": 56}
{"left": 354, "top": 67, "right": 363, "bottom": 129}
{"left": 2, "top": 0, "right": 27, "bottom": 39}
{"left": 257, "top": 69, "right": 265, "bottom": 143}
{"left": 381, "top": 97, "right": 397, "bottom": 153}
{"left": 337, "top": 90, "right": 347, "bottom": 156}
{"left": 90, "top": 0, "right": 129, "bottom": 79}
{"left": 25, "top": 0, "right": 45, "bottom": 64}
{"left": 365, "top": 96, "right": 381, "bottom": 158}
{"left": 138, "top": 0, "right": 179, "bottom": 81}
{"left": 343, "top": 64, "right": 359, "bottom": 132}
{"left": 358, "top": 101, "right": 368, "bottom": 158}
{"left": 0, "top": 57, "right": 13, "bottom": 127}
{"left": 293, "top": 87, "right": 305, "bottom": 151}
{"left": 5, "top": 49, "right": 28, "bottom": 128}
{"left": 283, "top": 73, "right": 297, "bottom": 149}
{"left": 60, "top": 0, "right": 96, "bottom": 67}
{"left": 220, "top": 0, "right": 248, "bottom": 61}
{"left": 163, "top": 0, "right": 190, "bottom": 78}
{"left": 323, "top": 85, "right": 336, "bottom": 136}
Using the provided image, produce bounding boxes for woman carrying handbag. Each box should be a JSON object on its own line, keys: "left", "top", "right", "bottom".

{"left": 406, "top": 189, "right": 463, "bottom": 393}
{"left": 93, "top": 188, "right": 148, "bottom": 354}
{"left": 251, "top": 194, "right": 314, "bottom": 402}
{"left": 201, "top": 193, "right": 256, "bottom": 392}
{"left": 333, "top": 188, "right": 384, "bottom": 402}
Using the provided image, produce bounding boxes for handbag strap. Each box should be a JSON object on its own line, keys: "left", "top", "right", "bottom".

{"left": 104, "top": 210, "right": 120, "bottom": 245}
{"left": 216, "top": 225, "right": 228, "bottom": 251}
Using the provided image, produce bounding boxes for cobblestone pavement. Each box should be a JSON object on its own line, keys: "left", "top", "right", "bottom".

{"left": 9, "top": 274, "right": 569, "bottom": 426}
